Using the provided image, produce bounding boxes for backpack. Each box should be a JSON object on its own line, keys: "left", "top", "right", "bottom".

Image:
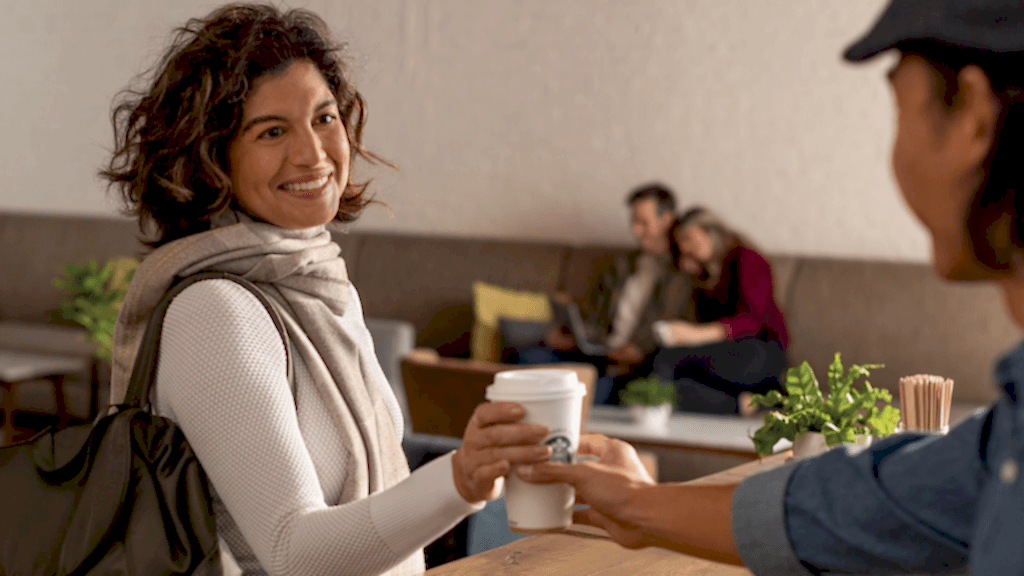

{"left": 0, "top": 271, "right": 290, "bottom": 575}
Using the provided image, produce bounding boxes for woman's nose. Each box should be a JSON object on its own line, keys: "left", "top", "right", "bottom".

{"left": 290, "top": 127, "right": 327, "bottom": 166}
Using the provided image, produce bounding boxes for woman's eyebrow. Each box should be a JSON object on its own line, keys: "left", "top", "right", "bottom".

{"left": 240, "top": 99, "right": 339, "bottom": 134}
{"left": 240, "top": 114, "right": 285, "bottom": 135}
{"left": 315, "top": 98, "right": 338, "bottom": 111}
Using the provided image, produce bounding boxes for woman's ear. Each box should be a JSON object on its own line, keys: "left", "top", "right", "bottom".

{"left": 952, "top": 65, "right": 1000, "bottom": 168}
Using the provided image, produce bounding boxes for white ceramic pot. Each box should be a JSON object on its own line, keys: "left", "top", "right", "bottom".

{"left": 628, "top": 402, "right": 672, "bottom": 431}
{"left": 792, "top": 432, "right": 873, "bottom": 458}
{"left": 791, "top": 432, "right": 829, "bottom": 458}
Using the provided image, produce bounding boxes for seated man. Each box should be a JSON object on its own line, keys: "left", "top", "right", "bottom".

{"left": 512, "top": 183, "right": 693, "bottom": 404}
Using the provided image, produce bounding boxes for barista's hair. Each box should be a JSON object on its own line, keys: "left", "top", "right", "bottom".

{"left": 627, "top": 183, "right": 677, "bottom": 215}
{"left": 899, "top": 39, "right": 1024, "bottom": 271}
{"left": 101, "top": 3, "right": 387, "bottom": 247}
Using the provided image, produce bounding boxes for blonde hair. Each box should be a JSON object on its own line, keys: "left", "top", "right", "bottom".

{"left": 672, "top": 207, "right": 754, "bottom": 289}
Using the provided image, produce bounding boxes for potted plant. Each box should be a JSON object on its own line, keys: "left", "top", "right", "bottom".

{"left": 749, "top": 353, "right": 900, "bottom": 458}
{"left": 619, "top": 376, "right": 676, "bottom": 430}
{"left": 53, "top": 257, "right": 138, "bottom": 362}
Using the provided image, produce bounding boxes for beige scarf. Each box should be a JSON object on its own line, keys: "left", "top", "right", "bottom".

{"left": 110, "top": 215, "right": 408, "bottom": 505}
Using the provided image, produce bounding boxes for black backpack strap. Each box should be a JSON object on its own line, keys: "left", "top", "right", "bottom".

{"left": 123, "top": 271, "right": 294, "bottom": 409}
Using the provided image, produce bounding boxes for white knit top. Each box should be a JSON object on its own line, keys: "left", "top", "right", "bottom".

{"left": 152, "top": 279, "right": 483, "bottom": 576}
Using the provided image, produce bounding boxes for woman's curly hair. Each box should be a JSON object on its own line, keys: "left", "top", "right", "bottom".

{"left": 101, "top": 3, "right": 385, "bottom": 247}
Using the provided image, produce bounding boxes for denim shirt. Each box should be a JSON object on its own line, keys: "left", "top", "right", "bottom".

{"left": 732, "top": 340, "right": 1024, "bottom": 575}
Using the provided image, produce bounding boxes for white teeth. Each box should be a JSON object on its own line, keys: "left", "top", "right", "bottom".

{"left": 282, "top": 175, "right": 329, "bottom": 191}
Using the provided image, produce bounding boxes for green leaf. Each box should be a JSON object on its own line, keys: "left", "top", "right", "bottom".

{"left": 750, "top": 389, "right": 785, "bottom": 408}
{"left": 868, "top": 405, "right": 901, "bottom": 436}
{"left": 827, "top": 352, "right": 844, "bottom": 392}
{"left": 53, "top": 257, "right": 139, "bottom": 360}
{"left": 785, "top": 362, "right": 823, "bottom": 406}
{"left": 620, "top": 376, "right": 676, "bottom": 408}
{"left": 752, "top": 411, "right": 801, "bottom": 456}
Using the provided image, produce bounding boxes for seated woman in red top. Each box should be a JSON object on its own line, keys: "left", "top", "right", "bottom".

{"left": 651, "top": 207, "right": 789, "bottom": 415}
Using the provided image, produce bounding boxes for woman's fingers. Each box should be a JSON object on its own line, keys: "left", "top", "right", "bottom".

{"left": 471, "top": 459, "right": 511, "bottom": 484}
{"left": 496, "top": 444, "right": 552, "bottom": 463}
{"left": 468, "top": 401, "right": 528, "bottom": 428}
{"left": 467, "top": 422, "right": 549, "bottom": 449}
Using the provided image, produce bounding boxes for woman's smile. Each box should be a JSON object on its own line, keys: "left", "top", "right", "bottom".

{"left": 278, "top": 172, "right": 336, "bottom": 199}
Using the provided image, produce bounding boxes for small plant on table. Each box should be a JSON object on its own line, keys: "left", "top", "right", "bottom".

{"left": 619, "top": 376, "right": 677, "bottom": 429}
{"left": 619, "top": 376, "right": 677, "bottom": 408}
{"left": 749, "top": 353, "right": 900, "bottom": 457}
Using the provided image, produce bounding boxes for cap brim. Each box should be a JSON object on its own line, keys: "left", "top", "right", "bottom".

{"left": 843, "top": 0, "right": 930, "bottom": 62}
{"left": 843, "top": 31, "right": 900, "bottom": 61}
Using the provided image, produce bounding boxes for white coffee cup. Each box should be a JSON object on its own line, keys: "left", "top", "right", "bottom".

{"left": 485, "top": 369, "right": 587, "bottom": 532}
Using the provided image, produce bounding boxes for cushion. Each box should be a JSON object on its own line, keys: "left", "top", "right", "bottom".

{"left": 497, "top": 318, "right": 551, "bottom": 350}
{"left": 471, "top": 282, "right": 552, "bottom": 362}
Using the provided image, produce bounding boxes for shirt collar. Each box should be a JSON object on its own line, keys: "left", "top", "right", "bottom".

{"left": 994, "top": 339, "right": 1024, "bottom": 405}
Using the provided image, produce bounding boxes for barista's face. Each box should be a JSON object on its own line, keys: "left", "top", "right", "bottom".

{"left": 889, "top": 53, "right": 998, "bottom": 280}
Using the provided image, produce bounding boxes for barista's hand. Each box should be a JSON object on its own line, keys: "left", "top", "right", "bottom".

{"left": 606, "top": 343, "right": 644, "bottom": 365}
{"left": 452, "top": 402, "right": 552, "bottom": 504}
{"left": 516, "top": 434, "right": 657, "bottom": 548}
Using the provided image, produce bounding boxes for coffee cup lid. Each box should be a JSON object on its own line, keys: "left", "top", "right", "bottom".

{"left": 485, "top": 369, "right": 587, "bottom": 402}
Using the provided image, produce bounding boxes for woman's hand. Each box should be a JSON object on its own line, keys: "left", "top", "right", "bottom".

{"left": 452, "top": 402, "right": 552, "bottom": 504}
{"left": 664, "top": 320, "right": 726, "bottom": 347}
{"left": 516, "top": 434, "right": 657, "bottom": 548}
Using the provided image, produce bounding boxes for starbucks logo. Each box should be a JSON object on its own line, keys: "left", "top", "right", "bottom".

{"left": 545, "top": 436, "right": 573, "bottom": 464}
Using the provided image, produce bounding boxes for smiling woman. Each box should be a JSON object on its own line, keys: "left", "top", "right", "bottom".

{"left": 101, "top": 3, "right": 378, "bottom": 246}
{"left": 97, "top": 4, "right": 555, "bottom": 576}
{"left": 229, "top": 61, "right": 350, "bottom": 230}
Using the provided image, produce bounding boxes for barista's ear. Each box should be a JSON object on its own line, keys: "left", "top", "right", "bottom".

{"left": 951, "top": 65, "right": 1000, "bottom": 168}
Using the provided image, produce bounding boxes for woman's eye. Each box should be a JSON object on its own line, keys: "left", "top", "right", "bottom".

{"left": 316, "top": 113, "right": 336, "bottom": 125}
{"left": 258, "top": 126, "right": 284, "bottom": 140}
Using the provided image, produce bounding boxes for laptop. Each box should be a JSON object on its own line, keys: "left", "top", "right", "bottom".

{"left": 551, "top": 300, "right": 606, "bottom": 357}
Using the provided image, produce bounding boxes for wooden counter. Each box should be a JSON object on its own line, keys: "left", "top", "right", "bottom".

{"left": 422, "top": 453, "right": 792, "bottom": 575}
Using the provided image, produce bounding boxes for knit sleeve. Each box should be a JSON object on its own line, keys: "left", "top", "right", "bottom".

{"left": 154, "top": 280, "right": 481, "bottom": 576}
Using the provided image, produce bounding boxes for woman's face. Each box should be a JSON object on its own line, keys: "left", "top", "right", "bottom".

{"left": 229, "top": 59, "right": 350, "bottom": 230}
{"left": 889, "top": 53, "right": 997, "bottom": 280}
{"left": 675, "top": 225, "right": 713, "bottom": 274}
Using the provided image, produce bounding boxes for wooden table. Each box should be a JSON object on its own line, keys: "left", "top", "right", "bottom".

{"left": 0, "top": 349, "right": 91, "bottom": 445}
{"left": 422, "top": 453, "right": 792, "bottom": 575}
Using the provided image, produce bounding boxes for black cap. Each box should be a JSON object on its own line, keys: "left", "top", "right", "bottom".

{"left": 844, "top": 0, "right": 1024, "bottom": 62}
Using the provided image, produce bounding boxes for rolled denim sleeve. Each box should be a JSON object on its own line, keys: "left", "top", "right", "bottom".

{"left": 732, "top": 460, "right": 815, "bottom": 575}
{"left": 784, "top": 419, "right": 984, "bottom": 574}
{"left": 732, "top": 415, "right": 991, "bottom": 575}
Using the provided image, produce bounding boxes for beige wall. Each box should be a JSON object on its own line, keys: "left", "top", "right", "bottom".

{"left": 1, "top": 1, "right": 919, "bottom": 261}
